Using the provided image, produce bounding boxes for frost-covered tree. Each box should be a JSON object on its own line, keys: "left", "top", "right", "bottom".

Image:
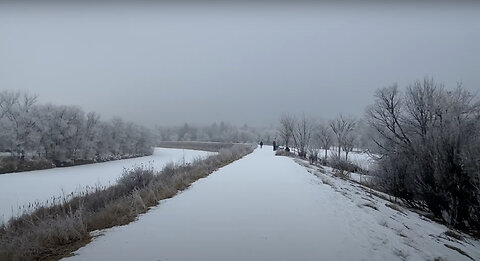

{"left": 82, "top": 112, "right": 101, "bottom": 160}
{"left": 0, "top": 91, "right": 154, "bottom": 171}
{"left": 156, "top": 122, "right": 263, "bottom": 143}
{"left": 0, "top": 91, "right": 39, "bottom": 159}
{"left": 317, "top": 123, "right": 333, "bottom": 159}
{"left": 278, "top": 114, "right": 296, "bottom": 149}
{"left": 367, "top": 78, "right": 480, "bottom": 230}
{"left": 36, "top": 105, "right": 85, "bottom": 163}
{"left": 329, "top": 114, "right": 356, "bottom": 159}
{"left": 293, "top": 114, "right": 314, "bottom": 158}
{"left": 342, "top": 133, "right": 357, "bottom": 161}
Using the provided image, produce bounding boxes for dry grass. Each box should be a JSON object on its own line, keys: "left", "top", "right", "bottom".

{"left": 361, "top": 202, "right": 379, "bottom": 211}
{"left": 444, "top": 244, "right": 475, "bottom": 261}
{"left": 443, "top": 230, "right": 465, "bottom": 242}
{"left": 333, "top": 169, "right": 351, "bottom": 179}
{"left": 0, "top": 143, "right": 255, "bottom": 261}
{"left": 385, "top": 203, "right": 407, "bottom": 215}
{"left": 328, "top": 155, "right": 362, "bottom": 174}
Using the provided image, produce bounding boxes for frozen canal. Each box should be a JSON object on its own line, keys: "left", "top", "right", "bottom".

{"left": 0, "top": 148, "right": 211, "bottom": 222}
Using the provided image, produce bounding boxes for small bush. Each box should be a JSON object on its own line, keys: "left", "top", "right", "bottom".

{"left": 117, "top": 166, "right": 155, "bottom": 193}
{"left": 333, "top": 169, "right": 350, "bottom": 179}
{"left": 443, "top": 230, "right": 465, "bottom": 242}
{"left": 385, "top": 203, "right": 406, "bottom": 215}
{"left": 319, "top": 176, "right": 336, "bottom": 188}
{"left": 275, "top": 149, "right": 293, "bottom": 157}
{"left": 329, "top": 155, "right": 361, "bottom": 173}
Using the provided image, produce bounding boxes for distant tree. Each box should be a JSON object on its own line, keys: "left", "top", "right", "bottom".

{"left": 278, "top": 114, "right": 296, "bottom": 149}
{"left": 329, "top": 114, "right": 356, "bottom": 160}
{"left": 154, "top": 121, "right": 271, "bottom": 144}
{"left": 0, "top": 91, "right": 39, "bottom": 159}
{"left": 111, "top": 117, "right": 127, "bottom": 156}
{"left": 341, "top": 133, "right": 356, "bottom": 161}
{"left": 317, "top": 123, "right": 333, "bottom": 159}
{"left": 63, "top": 106, "right": 85, "bottom": 163}
{"left": 36, "top": 105, "right": 84, "bottom": 163}
{"left": 82, "top": 112, "right": 101, "bottom": 160}
{"left": 355, "top": 119, "right": 378, "bottom": 153}
{"left": 293, "top": 114, "right": 314, "bottom": 158}
{"left": 177, "top": 123, "right": 190, "bottom": 141}
{"left": 307, "top": 125, "right": 322, "bottom": 163}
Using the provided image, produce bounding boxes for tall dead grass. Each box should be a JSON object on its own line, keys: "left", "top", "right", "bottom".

{"left": 0, "top": 144, "right": 255, "bottom": 261}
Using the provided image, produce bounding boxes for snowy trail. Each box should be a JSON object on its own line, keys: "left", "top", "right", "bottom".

{"left": 65, "top": 146, "right": 480, "bottom": 261}
{"left": 0, "top": 148, "right": 212, "bottom": 222}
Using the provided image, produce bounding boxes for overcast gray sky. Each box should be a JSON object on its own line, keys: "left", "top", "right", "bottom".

{"left": 1, "top": 1, "right": 479, "bottom": 127}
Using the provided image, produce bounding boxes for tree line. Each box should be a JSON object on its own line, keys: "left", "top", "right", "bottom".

{"left": 277, "top": 113, "right": 362, "bottom": 163}
{"left": 155, "top": 122, "right": 275, "bottom": 144}
{"left": 0, "top": 91, "right": 153, "bottom": 172}
{"left": 275, "top": 78, "right": 480, "bottom": 231}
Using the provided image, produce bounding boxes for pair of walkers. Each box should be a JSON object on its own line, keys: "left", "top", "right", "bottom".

{"left": 259, "top": 140, "right": 277, "bottom": 151}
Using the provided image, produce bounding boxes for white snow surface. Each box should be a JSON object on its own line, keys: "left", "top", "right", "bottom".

{"left": 0, "top": 148, "right": 212, "bottom": 222}
{"left": 64, "top": 146, "right": 480, "bottom": 261}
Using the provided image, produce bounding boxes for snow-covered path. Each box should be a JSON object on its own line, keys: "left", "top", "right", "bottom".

{"left": 65, "top": 146, "right": 480, "bottom": 261}
{"left": 0, "top": 148, "right": 211, "bottom": 222}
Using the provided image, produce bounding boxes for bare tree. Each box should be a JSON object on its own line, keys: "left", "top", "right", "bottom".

{"left": 0, "top": 91, "right": 39, "bottom": 159}
{"left": 82, "top": 112, "right": 100, "bottom": 159}
{"left": 329, "top": 114, "right": 356, "bottom": 160}
{"left": 317, "top": 123, "right": 333, "bottom": 159}
{"left": 293, "top": 114, "right": 314, "bottom": 158}
{"left": 278, "top": 114, "right": 296, "bottom": 149}
{"left": 366, "top": 84, "right": 411, "bottom": 153}
{"left": 0, "top": 91, "right": 19, "bottom": 119}
{"left": 342, "top": 133, "right": 356, "bottom": 161}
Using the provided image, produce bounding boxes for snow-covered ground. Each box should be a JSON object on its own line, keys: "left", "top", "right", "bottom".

{"left": 0, "top": 148, "right": 212, "bottom": 222}
{"left": 64, "top": 146, "right": 480, "bottom": 261}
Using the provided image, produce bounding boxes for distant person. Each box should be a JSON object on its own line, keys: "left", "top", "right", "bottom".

{"left": 260, "top": 141, "right": 263, "bottom": 148}
{"left": 273, "top": 140, "right": 276, "bottom": 151}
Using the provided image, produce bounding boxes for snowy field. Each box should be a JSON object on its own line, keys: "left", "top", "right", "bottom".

{"left": 64, "top": 146, "right": 480, "bottom": 261}
{"left": 289, "top": 146, "right": 376, "bottom": 172}
{"left": 0, "top": 148, "right": 212, "bottom": 222}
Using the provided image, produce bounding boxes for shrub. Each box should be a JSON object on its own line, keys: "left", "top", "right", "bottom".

{"left": 275, "top": 149, "right": 293, "bottom": 157}
{"left": 367, "top": 80, "right": 480, "bottom": 231}
{"left": 328, "top": 154, "right": 361, "bottom": 173}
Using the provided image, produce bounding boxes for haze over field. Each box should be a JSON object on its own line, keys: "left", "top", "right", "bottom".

{"left": 1, "top": 1, "right": 479, "bottom": 127}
